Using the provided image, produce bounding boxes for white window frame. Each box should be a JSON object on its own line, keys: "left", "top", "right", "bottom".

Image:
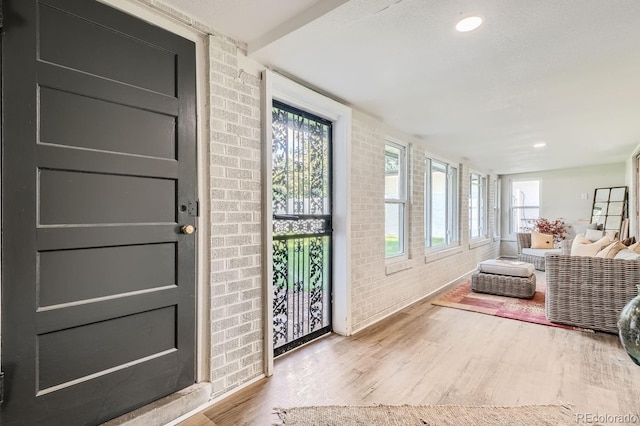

{"left": 510, "top": 179, "right": 540, "bottom": 234}
{"left": 384, "top": 140, "right": 408, "bottom": 260}
{"left": 263, "top": 70, "right": 353, "bottom": 374}
{"left": 494, "top": 177, "right": 501, "bottom": 240}
{"left": 425, "top": 157, "right": 459, "bottom": 250}
{"left": 469, "top": 172, "right": 488, "bottom": 240}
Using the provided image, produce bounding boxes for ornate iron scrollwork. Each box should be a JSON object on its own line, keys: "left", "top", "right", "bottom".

{"left": 273, "top": 218, "right": 328, "bottom": 236}
{"left": 272, "top": 239, "right": 289, "bottom": 347}
{"left": 272, "top": 101, "right": 332, "bottom": 355}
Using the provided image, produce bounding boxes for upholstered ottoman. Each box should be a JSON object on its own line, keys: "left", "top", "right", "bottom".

{"left": 472, "top": 259, "right": 536, "bottom": 299}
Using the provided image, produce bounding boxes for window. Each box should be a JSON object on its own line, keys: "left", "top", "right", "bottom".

{"left": 510, "top": 180, "right": 540, "bottom": 233}
{"left": 469, "top": 173, "right": 487, "bottom": 239}
{"left": 425, "top": 158, "right": 458, "bottom": 248}
{"left": 385, "top": 142, "right": 407, "bottom": 258}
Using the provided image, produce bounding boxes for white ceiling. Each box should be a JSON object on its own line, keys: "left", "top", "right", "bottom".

{"left": 165, "top": 0, "right": 640, "bottom": 175}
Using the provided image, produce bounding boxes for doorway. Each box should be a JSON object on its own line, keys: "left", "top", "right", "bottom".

{"left": 271, "top": 101, "right": 333, "bottom": 356}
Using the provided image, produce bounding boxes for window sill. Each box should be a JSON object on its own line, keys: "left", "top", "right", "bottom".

{"left": 385, "top": 258, "right": 412, "bottom": 275}
{"left": 424, "top": 245, "right": 463, "bottom": 263}
{"left": 469, "top": 238, "right": 492, "bottom": 250}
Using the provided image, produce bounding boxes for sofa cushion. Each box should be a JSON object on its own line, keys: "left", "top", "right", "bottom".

{"left": 614, "top": 249, "right": 640, "bottom": 260}
{"left": 521, "top": 248, "right": 561, "bottom": 257}
{"left": 571, "top": 234, "right": 612, "bottom": 257}
{"left": 478, "top": 259, "right": 534, "bottom": 277}
{"left": 531, "top": 231, "right": 554, "bottom": 249}
{"left": 595, "top": 241, "right": 626, "bottom": 259}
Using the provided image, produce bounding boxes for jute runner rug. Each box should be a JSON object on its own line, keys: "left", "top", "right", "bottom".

{"left": 275, "top": 404, "right": 575, "bottom": 425}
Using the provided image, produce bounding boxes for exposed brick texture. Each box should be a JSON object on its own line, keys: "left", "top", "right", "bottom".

{"left": 350, "top": 111, "right": 500, "bottom": 332}
{"left": 207, "top": 35, "right": 263, "bottom": 397}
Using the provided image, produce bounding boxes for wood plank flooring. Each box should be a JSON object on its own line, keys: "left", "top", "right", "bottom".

{"left": 179, "top": 273, "right": 640, "bottom": 425}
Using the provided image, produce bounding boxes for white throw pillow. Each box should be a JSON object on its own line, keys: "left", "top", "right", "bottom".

{"left": 604, "top": 230, "right": 619, "bottom": 241}
{"left": 584, "top": 229, "right": 605, "bottom": 242}
{"left": 628, "top": 242, "right": 640, "bottom": 253}
{"left": 571, "top": 234, "right": 612, "bottom": 257}
{"left": 614, "top": 249, "right": 640, "bottom": 260}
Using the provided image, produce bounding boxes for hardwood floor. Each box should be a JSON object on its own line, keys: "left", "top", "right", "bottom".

{"left": 179, "top": 273, "right": 640, "bottom": 425}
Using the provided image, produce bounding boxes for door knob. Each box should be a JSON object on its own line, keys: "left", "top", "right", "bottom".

{"left": 181, "top": 224, "right": 196, "bottom": 235}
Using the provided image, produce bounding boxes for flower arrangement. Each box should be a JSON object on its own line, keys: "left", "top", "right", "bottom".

{"left": 526, "top": 218, "right": 568, "bottom": 243}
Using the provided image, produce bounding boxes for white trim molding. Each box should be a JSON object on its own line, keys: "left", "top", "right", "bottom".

{"left": 262, "top": 69, "right": 353, "bottom": 376}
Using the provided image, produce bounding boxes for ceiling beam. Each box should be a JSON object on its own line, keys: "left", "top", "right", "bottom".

{"left": 248, "top": 0, "right": 350, "bottom": 54}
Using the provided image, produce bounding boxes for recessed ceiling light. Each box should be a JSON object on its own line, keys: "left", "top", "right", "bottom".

{"left": 456, "top": 16, "right": 483, "bottom": 32}
{"left": 533, "top": 142, "right": 547, "bottom": 148}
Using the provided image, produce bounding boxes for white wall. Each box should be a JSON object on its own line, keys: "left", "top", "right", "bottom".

{"left": 499, "top": 163, "right": 626, "bottom": 255}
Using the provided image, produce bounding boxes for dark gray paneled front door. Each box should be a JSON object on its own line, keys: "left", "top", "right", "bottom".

{"left": 1, "top": 0, "right": 197, "bottom": 424}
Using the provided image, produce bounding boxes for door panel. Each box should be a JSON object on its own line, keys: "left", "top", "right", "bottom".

{"left": 38, "top": 243, "right": 176, "bottom": 306}
{"left": 40, "top": 87, "right": 177, "bottom": 158}
{"left": 1, "top": 0, "right": 197, "bottom": 424}
{"left": 38, "top": 2, "right": 176, "bottom": 95}
{"left": 38, "top": 306, "right": 176, "bottom": 391}
{"left": 39, "top": 170, "right": 176, "bottom": 224}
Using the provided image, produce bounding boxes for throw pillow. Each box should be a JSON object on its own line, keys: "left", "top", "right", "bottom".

{"left": 585, "top": 229, "right": 605, "bottom": 242}
{"left": 629, "top": 242, "right": 640, "bottom": 254}
{"left": 531, "top": 231, "right": 554, "bottom": 249}
{"left": 595, "top": 241, "right": 626, "bottom": 259}
{"left": 605, "top": 230, "right": 619, "bottom": 241}
{"left": 571, "top": 234, "right": 612, "bottom": 257}
{"left": 622, "top": 237, "right": 636, "bottom": 246}
{"left": 615, "top": 249, "right": 640, "bottom": 260}
{"left": 571, "top": 234, "right": 589, "bottom": 247}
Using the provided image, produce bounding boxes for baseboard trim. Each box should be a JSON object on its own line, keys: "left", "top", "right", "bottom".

{"left": 164, "top": 374, "right": 267, "bottom": 425}
{"left": 104, "top": 382, "right": 212, "bottom": 426}
{"left": 350, "top": 269, "right": 475, "bottom": 335}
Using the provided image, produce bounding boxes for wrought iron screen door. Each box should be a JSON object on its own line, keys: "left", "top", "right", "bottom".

{"left": 272, "top": 100, "right": 332, "bottom": 356}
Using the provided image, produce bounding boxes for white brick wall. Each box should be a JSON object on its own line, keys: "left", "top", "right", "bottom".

{"left": 350, "top": 111, "right": 500, "bottom": 332}
{"left": 208, "top": 35, "right": 263, "bottom": 397}
{"left": 350, "top": 112, "right": 386, "bottom": 324}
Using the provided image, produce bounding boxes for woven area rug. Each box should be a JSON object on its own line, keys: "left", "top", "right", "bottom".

{"left": 275, "top": 404, "right": 575, "bottom": 425}
{"left": 431, "top": 279, "right": 588, "bottom": 331}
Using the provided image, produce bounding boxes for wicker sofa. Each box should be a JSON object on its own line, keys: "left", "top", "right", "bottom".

{"left": 545, "top": 253, "right": 640, "bottom": 333}
{"left": 516, "top": 233, "right": 562, "bottom": 271}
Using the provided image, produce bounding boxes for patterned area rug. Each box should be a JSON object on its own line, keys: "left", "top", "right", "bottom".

{"left": 275, "top": 404, "right": 576, "bottom": 425}
{"left": 432, "top": 279, "right": 586, "bottom": 331}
